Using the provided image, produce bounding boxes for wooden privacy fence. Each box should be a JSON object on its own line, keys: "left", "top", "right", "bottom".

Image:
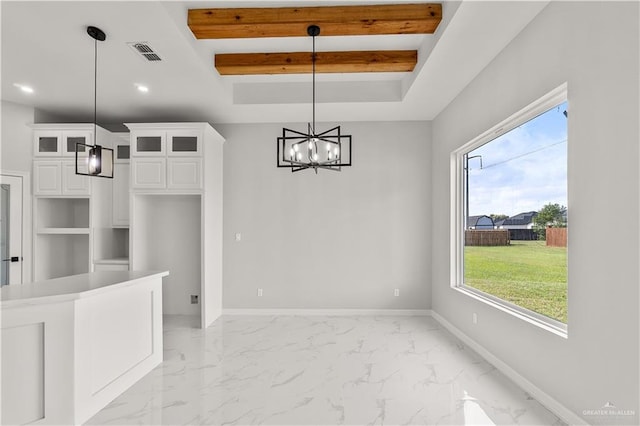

{"left": 546, "top": 227, "right": 567, "bottom": 247}
{"left": 465, "top": 230, "right": 510, "bottom": 246}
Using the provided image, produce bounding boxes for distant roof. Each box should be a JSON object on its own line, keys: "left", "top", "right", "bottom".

{"left": 503, "top": 211, "right": 538, "bottom": 226}
{"left": 467, "top": 215, "right": 495, "bottom": 227}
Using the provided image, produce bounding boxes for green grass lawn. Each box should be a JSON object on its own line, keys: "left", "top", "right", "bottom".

{"left": 464, "top": 240, "right": 567, "bottom": 323}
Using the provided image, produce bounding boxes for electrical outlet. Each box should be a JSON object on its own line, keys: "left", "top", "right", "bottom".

{"left": 191, "top": 295, "right": 199, "bottom": 304}
{"left": 394, "top": 288, "right": 400, "bottom": 297}
{"left": 472, "top": 313, "right": 478, "bottom": 324}
{"left": 235, "top": 233, "right": 242, "bottom": 242}
{"left": 257, "top": 288, "right": 263, "bottom": 297}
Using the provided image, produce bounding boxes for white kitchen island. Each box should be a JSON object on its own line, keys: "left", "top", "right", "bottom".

{"left": 1, "top": 270, "right": 168, "bottom": 425}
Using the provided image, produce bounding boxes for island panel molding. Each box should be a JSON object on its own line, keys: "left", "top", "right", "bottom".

{"left": 0, "top": 271, "right": 167, "bottom": 425}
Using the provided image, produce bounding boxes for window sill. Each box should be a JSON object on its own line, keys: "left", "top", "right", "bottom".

{"left": 452, "top": 286, "right": 568, "bottom": 339}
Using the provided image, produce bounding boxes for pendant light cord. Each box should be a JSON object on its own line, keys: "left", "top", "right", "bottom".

{"left": 93, "top": 36, "right": 97, "bottom": 145}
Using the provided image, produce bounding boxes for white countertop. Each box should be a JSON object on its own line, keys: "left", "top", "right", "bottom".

{"left": 1, "top": 271, "right": 169, "bottom": 308}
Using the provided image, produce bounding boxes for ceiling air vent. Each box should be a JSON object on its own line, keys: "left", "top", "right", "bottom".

{"left": 127, "top": 42, "right": 162, "bottom": 62}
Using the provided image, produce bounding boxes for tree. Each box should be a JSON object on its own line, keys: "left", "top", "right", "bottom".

{"left": 533, "top": 203, "right": 567, "bottom": 240}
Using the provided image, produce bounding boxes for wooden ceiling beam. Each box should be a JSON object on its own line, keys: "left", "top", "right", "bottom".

{"left": 188, "top": 4, "right": 442, "bottom": 39}
{"left": 215, "top": 50, "right": 418, "bottom": 75}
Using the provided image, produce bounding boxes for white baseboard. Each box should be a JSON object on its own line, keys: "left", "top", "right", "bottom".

{"left": 222, "top": 308, "right": 432, "bottom": 316}
{"left": 430, "top": 311, "right": 587, "bottom": 426}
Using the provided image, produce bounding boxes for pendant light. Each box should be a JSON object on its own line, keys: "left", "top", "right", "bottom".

{"left": 277, "top": 25, "right": 352, "bottom": 174}
{"left": 76, "top": 25, "right": 114, "bottom": 179}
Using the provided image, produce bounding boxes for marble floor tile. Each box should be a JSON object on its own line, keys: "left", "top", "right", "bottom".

{"left": 86, "top": 315, "right": 565, "bottom": 425}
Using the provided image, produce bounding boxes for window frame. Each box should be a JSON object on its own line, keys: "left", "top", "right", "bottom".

{"left": 450, "top": 83, "right": 568, "bottom": 338}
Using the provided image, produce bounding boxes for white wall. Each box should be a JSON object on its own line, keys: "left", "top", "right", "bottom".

{"left": 431, "top": 2, "right": 638, "bottom": 424}
{"left": 220, "top": 121, "right": 431, "bottom": 310}
{"left": 1, "top": 101, "right": 34, "bottom": 172}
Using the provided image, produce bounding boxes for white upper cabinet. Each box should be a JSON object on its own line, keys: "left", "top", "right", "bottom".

{"left": 126, "top": 124, "right": 207, "bottom": 191}
{"left": 31, "top": 124, "right": 109, "bottom": 196}
{"left": 112, "top": 163, "right": 130, "bottom": 227}
{"left": 34, "top": 160, "right": 91, "bottom": 196}
{"left": 131, "top": 158, "right": 166, "bottom": 189}
{"left": 111, "top": 133, "right": 131, "bottom": 227}
{"left": 32, "top": 125, "right": 95, "bottom": 157}
{"left": 33, "top": 160, "right": 62, "bottom": 194}
{"left": 167, "top": 158, "right": 202, "bottom": 189}
{"left": 61, "top": 160, "right": 91, "bottom": 194}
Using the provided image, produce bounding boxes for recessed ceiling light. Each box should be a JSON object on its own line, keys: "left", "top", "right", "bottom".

{"left": 135, "top": 83, "right": 149, "bottom": 93}
{"left": 13, "top": 83, "right": 34, "bottom": 94}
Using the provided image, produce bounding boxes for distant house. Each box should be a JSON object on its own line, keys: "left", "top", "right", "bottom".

{"left": 499, "top": 211, "right": 538, "bottom": 229}
{"left": 467, "top": 215, "right": 495, "bottom": 230}
{"left": 499, "top": 211, "right": 538, "bottom": 240}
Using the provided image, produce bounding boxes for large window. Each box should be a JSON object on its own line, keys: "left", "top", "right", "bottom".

{"left": 453, "top": 86, "right": 568, "bottom": 334}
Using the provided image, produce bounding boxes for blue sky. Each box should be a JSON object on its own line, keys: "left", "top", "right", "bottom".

{"left": 467, "top": 101, "right": 568, "bottom": 217}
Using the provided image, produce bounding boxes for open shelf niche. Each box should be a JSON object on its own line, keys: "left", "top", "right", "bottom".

{"left": 125, "top": 122, "right": 224, "bottom": 328}
{"left": 35, "top": 198, "right": 89, "bottom": 231}
{"left": 34, "top": 197, "right": 92, "bottom": 280}
{"left": 35, "top": 234, "right": 90, "bottom": 280}
{"left": 131, "top": 194, "right": 201, "bottom": 316}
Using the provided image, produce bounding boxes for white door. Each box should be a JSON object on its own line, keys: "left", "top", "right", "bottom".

{"left": 1, "top": 174, "right": 23, "bottom": 285}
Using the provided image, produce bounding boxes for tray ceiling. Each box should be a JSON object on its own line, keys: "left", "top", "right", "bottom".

{"left": 0, "top": 1, "right": 549, "bottom": 125}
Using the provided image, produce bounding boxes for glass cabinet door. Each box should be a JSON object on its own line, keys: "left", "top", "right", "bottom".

{"left": 136, "top": 136, "right": 162, "bottom": 152}
{"left": 132, "top": 132, "right": 165, "bottom": 156}
{"left": 66, "top": 137, "right": 86, "bottom": 155}
{"left": 62, "top": 131, "right": 93, "bottom": 157}
{"left": 34, "top": 132, "right": 61, "bottom": 156}
{"left": 167, "top": 130, "right": 201, "bottom": 156}
{"left": 116, "top": 145, "right": 130, "bottom": 161}
{"left": 171, "top": 136, "right": 198, "bottom": 152}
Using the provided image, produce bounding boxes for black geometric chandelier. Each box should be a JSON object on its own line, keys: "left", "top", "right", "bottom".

{"left": 277, "top": 25, "right": 352, "bottom": 173}
{"left": 76, "top": 25, "right": 114, "bottom": 179}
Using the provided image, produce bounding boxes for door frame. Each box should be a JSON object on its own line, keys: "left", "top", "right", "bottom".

{"left": 0, "top": 170, "right": 32, "bottom": 284}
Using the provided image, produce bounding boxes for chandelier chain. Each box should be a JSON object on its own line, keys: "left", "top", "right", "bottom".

{"left": 93, "top": 36, "right": 98, "bottom": 141}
